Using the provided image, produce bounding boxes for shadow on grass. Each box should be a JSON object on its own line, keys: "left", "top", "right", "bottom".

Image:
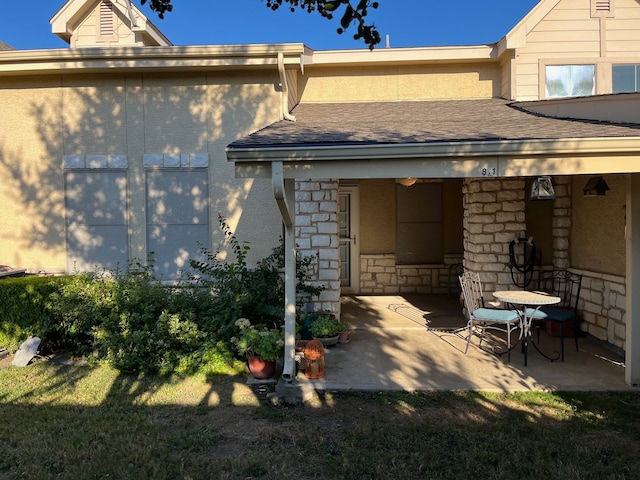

{"left": 2, "top": 362, "right": 640, "bottom": 479}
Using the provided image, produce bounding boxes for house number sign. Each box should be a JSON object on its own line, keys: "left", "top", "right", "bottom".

{"left": 478, "top": 160, "right": 498, "bottom": 177}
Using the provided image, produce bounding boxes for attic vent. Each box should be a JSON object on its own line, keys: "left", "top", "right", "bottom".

{"left": 591, "top": 0, "right": 614, "bottom": 17}
{"left": 100, "top": 1, "right": 115, "bottom": 37}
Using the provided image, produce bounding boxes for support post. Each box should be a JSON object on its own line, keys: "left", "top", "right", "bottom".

{"left": 626, "top": 174, "right": 640, "bottom": 386}
{"left": 272, "top": 162, "right": 297, "bottom": 382}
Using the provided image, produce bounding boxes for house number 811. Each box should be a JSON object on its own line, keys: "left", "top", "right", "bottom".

{"left": 481, "top": 167, "right": 496, "bottom": 177}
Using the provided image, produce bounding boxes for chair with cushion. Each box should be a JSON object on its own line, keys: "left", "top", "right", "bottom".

{"left": 527, "top": 269, "right": 582, "bottom": 362}
{"left": 459, "top": 272, "right": 522, "bottom": 361}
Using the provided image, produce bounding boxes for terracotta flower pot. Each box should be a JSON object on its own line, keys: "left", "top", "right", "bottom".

{"left": 246, "top": 354, "right": 276, "bottom": 379}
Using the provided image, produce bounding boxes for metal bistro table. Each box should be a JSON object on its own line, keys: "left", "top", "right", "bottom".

{"left": 492, "top": 290, "right": 561, "bottom": 366}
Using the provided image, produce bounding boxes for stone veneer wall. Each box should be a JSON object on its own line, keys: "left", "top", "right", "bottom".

{"left": 462, "top": 178, "right": 526, "bottom": 292}
{"left": 359, "top": 254, "right": 464, "bottom": 294}
{"left": 295, "top": 179, "right": 340, "bottom": 316}
{"left": 575, "top": 270, "right": 626, "bottom": 353}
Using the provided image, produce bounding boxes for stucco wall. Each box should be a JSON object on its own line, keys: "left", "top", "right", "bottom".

{"left": 570, "top": 174, "right": 626, "bottom": 275}
{"left": 0, "top": 71, "right": 284, "bottom": 273}
{"left": 299, "top": 63, "right": 501, "bottom": 103}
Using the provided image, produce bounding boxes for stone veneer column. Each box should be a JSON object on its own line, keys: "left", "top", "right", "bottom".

{"left": 551, "top": 176, "right": 571, "bottom": 269}
{"left": 462, "top": 178, "right": 526, "bottom": 293}
{"left": 295, "top": 180, "right": 340, "bottom": 316}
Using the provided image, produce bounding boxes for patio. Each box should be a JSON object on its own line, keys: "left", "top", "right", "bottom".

{"left": 289, "top": 294, "right": 632, "bottom": 393}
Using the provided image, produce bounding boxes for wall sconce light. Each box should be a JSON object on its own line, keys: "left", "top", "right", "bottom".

{"left": 583, "top": 176, "right": 610, "bottom": 196}
{"left": 530, "top": 176, "right": 556, "bottom": 200}
{"left": 396, "top": 178, "right": 417, "bottom": 187}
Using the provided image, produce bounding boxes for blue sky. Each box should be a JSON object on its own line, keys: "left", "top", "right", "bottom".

{"left": 0, "top": 0, "right": 540, "bottom": 51}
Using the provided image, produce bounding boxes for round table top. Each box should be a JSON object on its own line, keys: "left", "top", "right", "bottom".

{"left": 492, "top": 290, "right": 561, "bottom": 306}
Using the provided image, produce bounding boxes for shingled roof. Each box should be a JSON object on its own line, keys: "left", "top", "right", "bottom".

{"left": 227, "top": 98, "right": 640, "bottom": 150}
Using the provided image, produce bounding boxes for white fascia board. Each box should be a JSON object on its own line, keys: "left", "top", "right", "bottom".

{"left": 305, "top": 44, "right": 499, "bottom": 67}
{"left": 228, "top": 137, "right": 640, "bottom": 162}
{"left": 228, "top": 137, "right": 640, "bottom": 178}
{"left": 501, "top": 0, "right": 563, "bottom": 51}
{"left": 0, "top": 44, "right": 307, "bottom": 76}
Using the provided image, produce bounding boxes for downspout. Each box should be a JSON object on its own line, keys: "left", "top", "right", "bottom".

{"left": 277, "top": 52, "right": 296, "bottom": 122}
{"left": 272, "top": 161, "right": 297, "bottom": 382}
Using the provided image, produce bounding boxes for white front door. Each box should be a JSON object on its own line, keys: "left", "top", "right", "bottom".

{"left": 339, "top": 187, "right": 360, "bottom": 294}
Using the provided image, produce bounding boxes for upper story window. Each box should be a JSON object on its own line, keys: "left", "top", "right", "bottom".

{"left": 612, "top": 64, "right": 640, "bottom": 93}
{"left": 545, "top": 65, "right": 595, "bottom": 98}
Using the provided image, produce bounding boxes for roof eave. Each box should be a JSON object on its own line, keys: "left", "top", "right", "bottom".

{"left": 0, "top": 44, "right": 308, "bottom": 76}
{"left": 228, "top": 137, "right": 640, "bottom": 178}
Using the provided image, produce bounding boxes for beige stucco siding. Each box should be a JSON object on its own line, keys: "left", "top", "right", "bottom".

{"left": 0, "top": 71, "right": 284, "bottom": 273}
{"left": 570, "top": 174, "right": 626, "bottom": 275}
{"left": 299, "top": 64, "right": 501, "bottom": 103}
{"left": 0, "top": 77, "right": 66, "bottom": 270}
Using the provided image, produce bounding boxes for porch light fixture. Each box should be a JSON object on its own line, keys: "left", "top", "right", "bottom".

{"left": 530, "top": 176, "right": 556, "bottom": 201}
{"left": 396, "top": 177, "right": 417, "bottom": 187}
{"left": 583, "top": 176, "right": 610, "bottom": 196}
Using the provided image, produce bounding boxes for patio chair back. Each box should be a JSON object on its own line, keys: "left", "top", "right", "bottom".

{"left": 531, "top": 269, "right": 583, "bottom": 361}
{"left": 459, "top": 272, "right": 521, "bottom": 360}
{"left": 536, "top": 269, "right": 582, "bottom": 314}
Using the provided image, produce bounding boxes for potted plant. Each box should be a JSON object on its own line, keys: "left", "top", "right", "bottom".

{"left": 308, "top": 313, "right": 344, "bottom": 347}
{"left": 231, "top": 318, "right": 284, "bottom": 379}
{"left": 337, "top": 320, "right": 351, "bottom": 344}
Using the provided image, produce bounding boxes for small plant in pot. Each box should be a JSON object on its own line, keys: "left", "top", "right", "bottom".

{"left": 231, "top": 318, "right": 284, "bottom": 379}
{"left": 309, "top": 313, "right": 344, "bottom": 347}
{"left": 337, "top": 320, "right": 351, "bottom": 344}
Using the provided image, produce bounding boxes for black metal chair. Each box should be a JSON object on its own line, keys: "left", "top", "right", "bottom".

{"left": 527, "top": 269, "right": 582, "bottom": 361}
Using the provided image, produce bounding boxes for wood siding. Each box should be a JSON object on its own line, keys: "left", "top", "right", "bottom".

{"left": 513, "top": 0, "right": 640, "bottom": 100}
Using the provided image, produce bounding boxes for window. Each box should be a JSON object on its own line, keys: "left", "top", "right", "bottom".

{"left": 613, "top": 64, "right": 640, "bottom": 93}
{"left": 146, "top": 169, "right": 210, "bottom": 280}
{"left": 545, "top": 65, "right": 595, "bottom": 98}
{"left": 396, "top": 183, "right": 443, "bottom": 264}
{"left": 65, "top": 170, "right": 129, "bottom": 272}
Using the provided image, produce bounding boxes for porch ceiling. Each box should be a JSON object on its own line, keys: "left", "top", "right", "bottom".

{"left": 227, "top": 98, "right": 640, "bottom": 179}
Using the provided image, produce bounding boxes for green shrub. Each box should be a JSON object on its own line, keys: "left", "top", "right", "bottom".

{"left": 1, "top": 217, "right": 326, "bottom": 376}
{"left": 190, "top": 215, "right": 324, "bottom": 333}
{"left": 0, "top": 276, "right": 69, "bottom": 352}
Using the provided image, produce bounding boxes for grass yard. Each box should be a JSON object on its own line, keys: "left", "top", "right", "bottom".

{"left": 1, "top": 361, "right": 640, "bottom": 480}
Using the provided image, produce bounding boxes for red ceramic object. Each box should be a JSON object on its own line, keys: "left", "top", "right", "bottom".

{"left": 246, "top": 354, "right": 276, "bottom": 379}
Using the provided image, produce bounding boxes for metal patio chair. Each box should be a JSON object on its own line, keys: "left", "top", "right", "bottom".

{"left": 527, "top": 269, "right": 582, "bottom": 361}
{"left": 459, "top": 272, "right": 522, "bottom": 361}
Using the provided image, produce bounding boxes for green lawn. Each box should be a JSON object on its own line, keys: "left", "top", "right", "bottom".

{"left": 1, "top": 361, "right": 639, "bottom": 479}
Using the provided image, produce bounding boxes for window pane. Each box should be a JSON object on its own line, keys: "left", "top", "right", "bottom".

{"left": 396, "top": 223, "right": 442, "bottom": 264}
{"left": 545, "top": 65, "right": 595, "bottom": 98}
{"left": 570, "top": 65, "right": 595, "bottom": 96}
{"left": 613, "top": 65, "right": 636, "bottom": 93}
{"left": 546, "top": 65, "right": 570, "bottom": 97}
{"left": 396, "top": 183, "right": 443, "bottom": 264}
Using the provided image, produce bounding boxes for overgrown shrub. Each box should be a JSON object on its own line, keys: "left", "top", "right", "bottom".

{"left": 189, "top": 215, "right": 324, "bottom": 335}
{"left": 0, "top": 275, "right": 69, "bottom": 352}
{"left": 2, "top": 217, "right": 324, "bottom": 376}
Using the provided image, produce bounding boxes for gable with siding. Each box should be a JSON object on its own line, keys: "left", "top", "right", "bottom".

{"left": 507, "top": 0, "right": 640, "bottom": 100}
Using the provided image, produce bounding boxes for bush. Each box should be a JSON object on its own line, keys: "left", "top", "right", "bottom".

{"left": 1, "top": 217, "right": 325, "bottom": 376}
{"left": 0, "top": 276, "right": 69, "bottom": 352}
{"left": 189, "top": 215, "right": 324, "bottom": 334}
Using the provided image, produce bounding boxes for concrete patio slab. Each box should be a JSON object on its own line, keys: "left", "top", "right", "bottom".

{"left": 285, "top": 295, "right": 633, "bottom": 393}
